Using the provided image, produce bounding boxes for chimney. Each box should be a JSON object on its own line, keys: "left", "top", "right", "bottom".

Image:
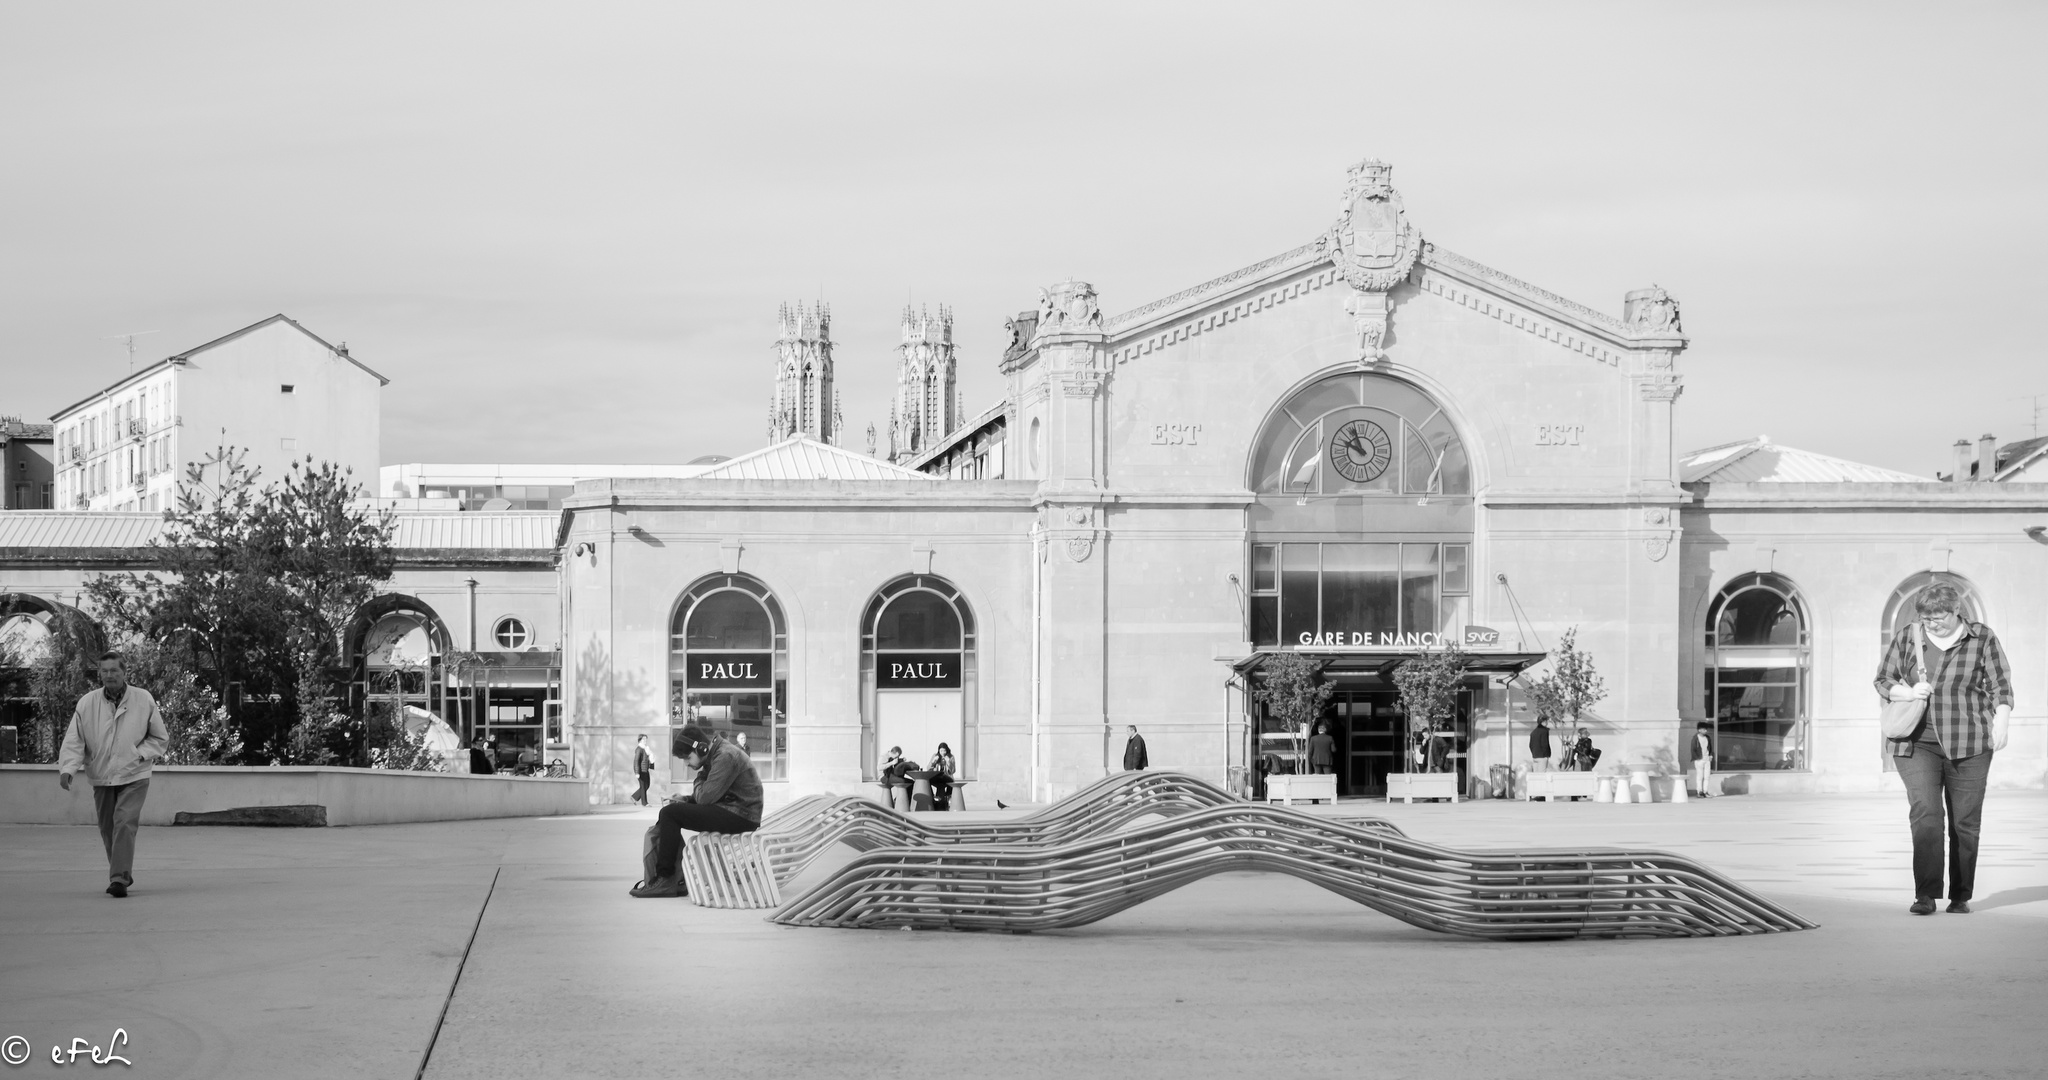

{"left": 1976, "top": 433, "right": 1998, "bottom": 480}
{"left": 1951, "top": 440, "right": 1972, "bottom": 482}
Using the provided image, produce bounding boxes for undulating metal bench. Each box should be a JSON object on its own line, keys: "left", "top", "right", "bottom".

{"left": 767, "top": 802, "right": 1816, "bottom": 939}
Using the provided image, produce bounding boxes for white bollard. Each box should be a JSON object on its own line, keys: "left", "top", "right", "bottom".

{"left": 1669, "top": 774, "right": 1688, "bottom": 803}
{"left": 1594, "top": 775, "right": 1615, "bottom": 803}
{"left": 1610, "top": 774, "right": 1631, "bottom": 804}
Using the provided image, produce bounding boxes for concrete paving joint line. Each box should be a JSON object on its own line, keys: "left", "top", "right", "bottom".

{"left": 414, "top": 866, "right": 500, "bottom": 1080}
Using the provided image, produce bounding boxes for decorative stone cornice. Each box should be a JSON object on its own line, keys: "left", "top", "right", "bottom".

{"left": 1110, "top": 266, "right": 1343, "bottom": 366}
{"left": 1104, "top": 240, "right": 1326, "bottom": 331}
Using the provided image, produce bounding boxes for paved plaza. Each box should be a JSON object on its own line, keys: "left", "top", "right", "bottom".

{"left": 3, "top": 791, "right": 2046, "bottom": 1079}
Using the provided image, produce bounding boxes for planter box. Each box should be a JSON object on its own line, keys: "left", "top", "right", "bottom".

{"left": 1385, "top": 771, "right": 1459, "bottom": 803}
{"left": 1523, "top": 770, "right": 1600, "bottom": 802}
{"left": 0, "top": 765, "right": 589, "bottom": 826}
{"left": 1263, "top": 773, "right": 1337, "bottom": 805}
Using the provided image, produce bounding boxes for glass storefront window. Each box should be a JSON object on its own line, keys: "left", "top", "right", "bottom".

{"left": 1250, "top": 542, "right": 1468, "bottom": 647}
{"left": 1704, "top": 572, "right": 1809, "bottom": 772}
{"left": 670, "top": 575, "right": 787, "bottom": 780}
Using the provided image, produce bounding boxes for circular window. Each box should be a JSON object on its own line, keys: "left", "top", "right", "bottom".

{"left": 493, "top": 616, "right": 530, "bottom": 650}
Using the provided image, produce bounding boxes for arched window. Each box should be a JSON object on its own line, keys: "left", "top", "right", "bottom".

{"left": 1704, "top": 573, "right": 1809, "bottom": 772}
{"left": 1243, "top": 372, "right": 1474, "bottom": 648}
{"left": 671, "top": 575, "right": 787, "bottom": 780}
{"left": 1248, "top": 372, "right": 1470, "bottom": 497}
{"left": 1881, "top": 571, "right": 1983, "bottom": 644}
{"left": 860, "top": 576, "right": 976, "bottom": 781}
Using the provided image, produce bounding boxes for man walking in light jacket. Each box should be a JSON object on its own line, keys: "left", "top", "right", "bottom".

{"left": 57, "top": 652, "right": 169, "bottom": 898}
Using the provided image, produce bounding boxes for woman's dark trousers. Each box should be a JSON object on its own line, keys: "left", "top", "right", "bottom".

{"left": 1895, "top": 744, "right": 1992, "bottom": 902}
{"left": 652, "top": 802, "right": 757, "bottom": 879}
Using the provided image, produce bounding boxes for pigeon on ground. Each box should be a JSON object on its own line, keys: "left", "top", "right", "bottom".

{"left": 996, "top": 799, "right": 1008, "bottom": 809}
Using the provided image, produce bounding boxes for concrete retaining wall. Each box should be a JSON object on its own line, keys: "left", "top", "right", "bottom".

{"left": 0, "top": 765, "right": 590, "bottom": 826}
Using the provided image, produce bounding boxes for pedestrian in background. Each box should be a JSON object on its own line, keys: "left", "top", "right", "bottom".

{"left": 1690, "top": 721, "right": 1715, "bottom": 797}
{"left": 1875, "top": 584, "right": 2012, "bottom": 916}
{"left": 1123, "top": 725, "right": 1149, "bottom": 771}
{"left": 1307, "top": 723, "right": 1335, "bottom": 775}
{"left": 1570, "top": 727, "right": 1597, "bottom": 772}
{"left": 56, "top": 651, "right": 168, "bottom": 899}
{"left": 467, "top": 736, "right": 495, "bottom": 775}
{"left": 631, "top": 734, "right": 653, "bottom": 806}
{"left": 1528, "top": 716, "right": 1552, "bottom": 772}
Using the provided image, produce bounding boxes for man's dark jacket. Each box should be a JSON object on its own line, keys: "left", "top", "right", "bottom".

{"left": 684, "top": 740, "right": 764, "bottom": 825}
{"left": 1123, "top": 733, "right": 1149, "bottom": 771}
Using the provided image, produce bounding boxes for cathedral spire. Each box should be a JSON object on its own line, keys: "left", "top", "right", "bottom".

{"left": 887, "top": 304, "right": 957, "bottom": 463}
{"left": 769, "top": 301, "right": 836, "bottom": 444}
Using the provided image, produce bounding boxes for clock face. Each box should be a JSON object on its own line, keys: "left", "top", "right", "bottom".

{"left": 1329, "top": 419, "right": 1393, "bottom": 483}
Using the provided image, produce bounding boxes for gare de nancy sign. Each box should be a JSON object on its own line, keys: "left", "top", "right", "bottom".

{"left": 1296, "top": 626, "right": 1502, "bottom": 649}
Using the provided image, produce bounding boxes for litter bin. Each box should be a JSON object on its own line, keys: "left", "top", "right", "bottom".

{"left": 1489, "top": 764, "right": 1514, "bottom": 801}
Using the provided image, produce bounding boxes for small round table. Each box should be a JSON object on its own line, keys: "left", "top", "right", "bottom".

{"left": 904, "top": 770, "right": 937, "bottom": 812}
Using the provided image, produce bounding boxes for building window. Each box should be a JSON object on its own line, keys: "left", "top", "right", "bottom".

{"left": 670, "top": 575, "right": 787, "bottom": 780}
{"left": 860, "top": 575, "right": 977, "bottom": 781}
{"left": 1704, "top": 572, "right": 1809, "bottom": 772}
{"left": 1249, "top": 542, "right": 1469, "bottom": 648}
{"left": 1248, "top": 372, "right": 1471, "bottom": 497}
{"left": 281, "top": 384, "right": 295, "bottom": 393}
{"left": 1881, "top": 571, "right": 1982, "bottom": 645}
{"left": 493, "top": 616, "right": 530, "bottom": 650}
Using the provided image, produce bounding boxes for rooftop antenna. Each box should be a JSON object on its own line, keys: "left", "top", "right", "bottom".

{"left": 2015, "top": 393, "right": 2045, "bottom": 438}
{"left": 105, "top": 330, "right": 160, "bottom": 375}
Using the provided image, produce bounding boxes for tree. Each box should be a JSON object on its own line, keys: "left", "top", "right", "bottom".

{"left": 1391, "top": 642, "right": 1467, "bottom": 773}
{"left": 82, "top": 447, "right": 394, "bottom": 763}
{"left": 1545, "top": 626, "right": 1607, "bottom": 725}
{"left": 1253, "top": 651, "right": 1334, "bottom": 772}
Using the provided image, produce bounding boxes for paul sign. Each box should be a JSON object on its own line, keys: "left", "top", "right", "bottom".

{"left": 876, "top": 652, "right": 961, "bottom": 689}
{"left": 686, "top": 652, "right": 773, "bottom": 690}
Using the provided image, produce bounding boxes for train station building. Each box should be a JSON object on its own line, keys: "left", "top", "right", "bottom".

{"left": 5, "top": 159, "right": 2044, "bottom": 805}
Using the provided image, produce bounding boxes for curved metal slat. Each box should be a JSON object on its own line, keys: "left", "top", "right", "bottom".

{"left": 754, "top": 771, "right": 1403, "bottom": 887}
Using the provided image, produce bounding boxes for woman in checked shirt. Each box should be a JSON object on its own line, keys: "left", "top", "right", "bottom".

{"left": 1874, "top": 583, "right": 2014, "bottom": 916}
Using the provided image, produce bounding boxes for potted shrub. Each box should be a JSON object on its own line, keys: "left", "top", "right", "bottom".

{"left": 1388, "top": 643, "right": 1467, "bottom": 801}
{"left": 1252, "top": 652, "right": 1335, "bottom": 804}
{"left": 1521, "top": 627, "right": 1607, "bottom": 801}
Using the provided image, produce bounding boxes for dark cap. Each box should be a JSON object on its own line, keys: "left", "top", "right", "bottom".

{"left": 672, "top": 724, "right": 713, "bottom": 758}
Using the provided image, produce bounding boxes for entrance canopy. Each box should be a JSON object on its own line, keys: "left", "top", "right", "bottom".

{"left": 1232, "top": 650, "right": 1547, "bottom": 683}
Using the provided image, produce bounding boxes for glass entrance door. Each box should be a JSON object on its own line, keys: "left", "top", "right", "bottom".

{"left": 1329, "top": 685, "right": 1473, "bottom": 798}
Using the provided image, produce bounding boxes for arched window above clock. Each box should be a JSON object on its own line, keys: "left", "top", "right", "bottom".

{"left": 1247, "top": 372, "right": 1471, "bottom": 497}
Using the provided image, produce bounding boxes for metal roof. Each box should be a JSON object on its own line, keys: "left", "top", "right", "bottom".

{"left": 691, "top": 435, "right": 933, "bottom": 481}
{"left": 0, "top": 510, "right": 557, "bottom": 552}
{"left": 1680, "top": 438, "right": 1932, "bottom": 484}
{"left": 0, "top": 512, "right": 165, "bottom": 550}
{"left": 388, "top": 512, "right": 558, "bottom": 549}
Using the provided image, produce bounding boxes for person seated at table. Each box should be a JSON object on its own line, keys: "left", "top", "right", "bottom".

{"left": 630, "top": 724, "right": 763, "bottom": 899}
{"left": 928, "top": 742, "right": 957, "bottom": 810}
{"left": 879, "top": 745, "right": 918, "bottom": 811}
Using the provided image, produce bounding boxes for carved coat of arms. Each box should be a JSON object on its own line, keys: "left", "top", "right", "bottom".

{"left": 1330, "top": 159, "right": 1423, "bottom": 292}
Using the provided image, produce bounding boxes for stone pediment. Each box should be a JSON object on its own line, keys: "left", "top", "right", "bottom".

{"left": 1103, "top": 237, "right": 1685, "bottom": 371}
{"left": 1100, "top": 158, "right": 1686, "bottom": 371}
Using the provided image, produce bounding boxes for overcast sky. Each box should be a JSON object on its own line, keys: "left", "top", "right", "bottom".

{"left": 3, "top": 2, "right": 2043, "bottom": 477}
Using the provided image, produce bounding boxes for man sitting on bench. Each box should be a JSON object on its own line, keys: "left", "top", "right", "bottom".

{"left": 631, "top": 725, "right": 763, "bottom": 898}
